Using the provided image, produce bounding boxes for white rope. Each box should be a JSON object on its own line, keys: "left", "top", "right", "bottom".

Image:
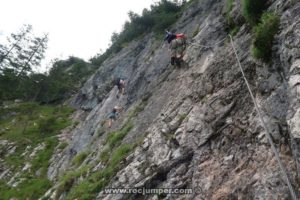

{"left": 229, "top": 34, "right": 298, "bottom": 200}
{"left": 189, "top": 36, "right": 227, "bottom": 48}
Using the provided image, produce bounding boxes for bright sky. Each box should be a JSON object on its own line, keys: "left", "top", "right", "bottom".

{"left": 0, "top": 0, "right": 155, "bottom": 72}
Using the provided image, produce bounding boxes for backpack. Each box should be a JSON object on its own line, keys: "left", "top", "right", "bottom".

{"left": 176, "top": 33, "right": 186, "bottom": 40}
{"left": 175, "top": 33, "right": 187, "bottom": 48}
{"left": 176, "top": 34, "right": 187, "bottom": 46}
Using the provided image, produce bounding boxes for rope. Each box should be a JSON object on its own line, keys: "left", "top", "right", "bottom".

{"left": 189, "top": 36, "right": 227, "bottom": 48}
{"left": 229, "top": 34, "right": 298, "bottom": 200}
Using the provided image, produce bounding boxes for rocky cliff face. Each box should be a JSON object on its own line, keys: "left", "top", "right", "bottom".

{"left": 44, "top": 0, "right": 300, "bottom": 199}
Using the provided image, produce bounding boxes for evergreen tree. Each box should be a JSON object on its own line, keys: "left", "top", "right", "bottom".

{"left": 0, "top": 25, "right": 48, "bottom": 100}
{"left": 17, "top": 34, "right": 48, "bottom": 77}
{"left": 0, "top": 24, "right": 32, "bottom": 71}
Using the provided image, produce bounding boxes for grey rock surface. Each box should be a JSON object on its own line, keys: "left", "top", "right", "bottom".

{"left": 42, "top": 0, "right": 300, "bottom": 199}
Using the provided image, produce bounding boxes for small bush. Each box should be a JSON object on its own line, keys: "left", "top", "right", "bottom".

{"left": 65, "top": 144, "right": 133, "bottom": 200}
{"left": 252, "top": 12, "right": 279, "bottom": 61}
{"left": 242, "top": 0, "right": 268, "bottom": 25}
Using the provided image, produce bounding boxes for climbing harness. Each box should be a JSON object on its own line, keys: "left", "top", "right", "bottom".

{"left": 229, "top": 34, "right": 297, "bottom": 200}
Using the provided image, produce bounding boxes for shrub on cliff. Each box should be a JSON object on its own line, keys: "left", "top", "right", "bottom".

{"left": 252, "top": 12, "right": 279, "bottom": 61}
{"left": 242, "top": 0, "right": 267, "bottom": 25}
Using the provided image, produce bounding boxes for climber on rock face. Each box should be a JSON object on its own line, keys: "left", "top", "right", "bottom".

{"left": 107, "top": 106, "right": 123, "bottom": 128}
{"left": 115, "top": 77, "right": 125, "bottom": 98}
{"left": 164, "top": 30, "right": 187, "bottom": 66}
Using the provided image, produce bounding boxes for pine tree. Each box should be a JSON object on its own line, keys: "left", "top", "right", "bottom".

{"left": 17, "top": 34, "right": 48, "bottom": 77}
{"left": 0, "top": 25, "right": 48, "bottom": 100}
{"left": 0, "top": 24, "right": 32, "bottom": 71}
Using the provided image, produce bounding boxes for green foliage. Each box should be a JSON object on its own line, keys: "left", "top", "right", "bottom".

{"left": 252, "top": 12, "right": 279, "bottom": 61}
{"left": 0, "top": 102, "right": 74, "bottom": 199}
{"left": 178, "top": 114, "right": 188, "bottom": 122}
{"left": 152, "top": 11, "right": 179, "bottom": 32}
{"left": 90, "top": 0, "right": 183, "bottom": 65}
{"left": 65, "top": 144, "right": 134, "bottom": 200}
{"left": 128, "top": 101, "right": 148, "bottom": 119}
{"left": 0, "top": 56, "right": 95, "bottom": 103}
{"left": 227, "top": 0, "right": 234, "bottom": 14}
{"left": 57, "top": 119, "right": 141, "bottom": 199}
{"left": 72, "top": 151, "right": 89, "bottom": 167}
{"left": 226, "top": 0, "right": 234, "bottom": 26}
{"left": 100, "top": 148, "right": 110, "bottom": 163}
{"left": 0, "top": 24, "right": 47, "bottom": 75}
{"left": 192, "top": 26, "right": 200, "bottom": 38}
{"left": 106, "top": 122, "right": 134, "bottom": 148}
{"left": 0, "top": 179, "right": 51, "bottom": 200}
{"left": 110, "top": 144, "right": 132, "bottom": 168}
{"left": 36, "top": 57, "right": 96, "bottom": 103}
{"left": 229, "top": 26, "right": 240, "bottom": 36}
{"left": 56, "top": 166, "right": 89, "bottom": 198}
{"left": 0, "top": 101, "right": 38, "bottom": 115}
{"left": 1, "top": 138, "right": 57, "bottom": 199}
{"left": 0, "top": 68, "right": 20, "bottom": 100}
{"left": 57, "top": 141, "right": 68, "bottom": 150}
{"left": 0, "top": 103, "right": 73, "bottom": 142}
{"left": 0, "top": 25, "right": 49, "bottom": 102}
{"left": 100, "top": 120, "right": 134, "bottom": 164}
{"left": 56, "top": 121, "right": 137, "bottom": 199}
{"left": 31, "top": 138, "right": 58, "bottom": 176}
{"left": 242, "top": 0, "right": 268, "bottom": 25}
{"left": 66, "top": 181, "right": 96, "bottom": 200}
{"left": 38, "top": 116, "right": 56, "bottom": 134}
{"left": 225, "top": 0, "right": 241, "bottom": 36}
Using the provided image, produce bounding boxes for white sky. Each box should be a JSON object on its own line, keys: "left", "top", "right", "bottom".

{"left": 0, "top": 0, "right": 155, "bottom": 72}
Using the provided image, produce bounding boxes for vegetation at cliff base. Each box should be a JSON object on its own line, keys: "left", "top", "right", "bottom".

{"left": 0, "top": 102, "right": 74, "bottom": 199}
{"left": 65, "top": 143, "right": 134, "bottom": 200}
